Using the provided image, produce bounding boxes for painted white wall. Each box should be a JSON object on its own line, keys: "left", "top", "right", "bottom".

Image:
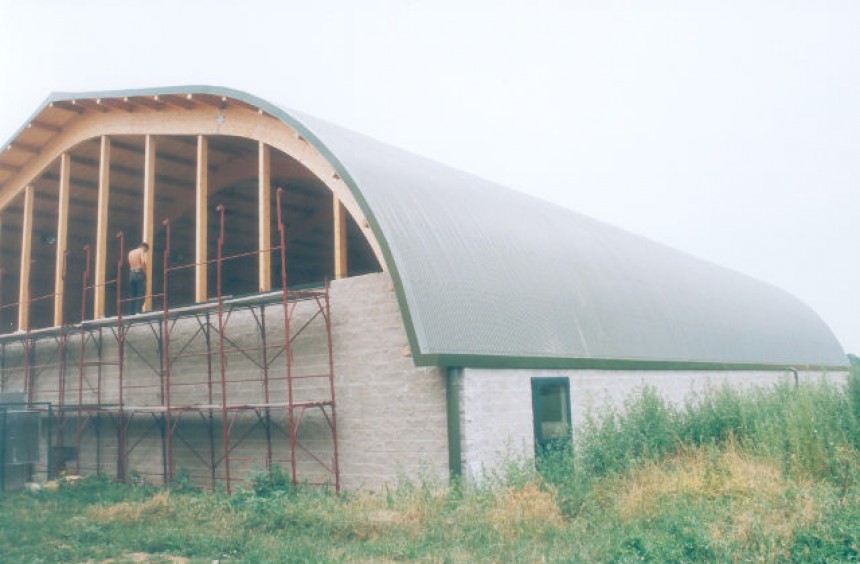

{"left": 459, "top": 367, "right": 847, "bottom": 481}
{"left": 458, "top": 369, "right": 535, "bottom": 480}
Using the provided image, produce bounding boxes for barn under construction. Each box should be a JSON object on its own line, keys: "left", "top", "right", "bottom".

{"left": 0, "top": 86, "right": 848, "bottom": 492}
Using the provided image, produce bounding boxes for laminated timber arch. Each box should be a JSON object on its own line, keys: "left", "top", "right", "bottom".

{"left": 0, "top": 89, "right": 385, "bottom": 329}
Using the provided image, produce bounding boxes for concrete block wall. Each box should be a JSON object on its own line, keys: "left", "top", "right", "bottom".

{"left": 329, "top": 273, "right": 448, "bottom": 490}
{"left": 1, "top": 341, "right": 27, "bottom": 395}
{"left": 0, "top": 271, "right": 449, "bottom": 491}
{"left": 458, "top": 370, "right": 534, "bottom": 480}
{"left": 459, "top": 367, "right": 847, "bottom": 481}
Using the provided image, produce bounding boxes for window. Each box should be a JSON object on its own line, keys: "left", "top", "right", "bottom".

{"left": 531, "top": 377, "right": 571, "bottom": 453}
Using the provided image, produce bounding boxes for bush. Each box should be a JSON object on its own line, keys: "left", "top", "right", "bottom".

{"left": 849, "top": 367, "right": 860, "bottom": 446}
{"left": 678, "top": 383, "right": 754, "bottom": 446}
{"left": 246, "top": 464, "right": 293, "bottom": 498}
{"left": 576, "top": 385, "right": 678, "bottom": 478}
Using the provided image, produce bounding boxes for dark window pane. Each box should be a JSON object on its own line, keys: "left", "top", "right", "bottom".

{"left": 531, "top": 377, "right": 571, "bottom": 451}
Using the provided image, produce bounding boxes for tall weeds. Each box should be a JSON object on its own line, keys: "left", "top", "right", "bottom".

{"left": 1, "top": 370, "right": 858, "bottom": 562}
{"left": 573, "top": 374, "right": 860, "bottom": 481}
{"left": 538, "top": 372, "right": 860, "bottom": 517}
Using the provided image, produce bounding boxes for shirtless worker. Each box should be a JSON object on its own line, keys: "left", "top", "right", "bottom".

{"left": 127, "top": 242, "right": 149, "bottom": 315}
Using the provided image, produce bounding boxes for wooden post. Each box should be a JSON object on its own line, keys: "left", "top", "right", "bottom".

{"left": 53, "top": 153, "right": 71, "bottom": 326}
{"left": 18, "top": 185, "right": 35, "bottom": 331}
{"left": 93, "top": 136, "right": 110, "bottom": 318}
{"left": 195, "top": 135, "right": 208, "bottom": 303}
{"left": 258, "top": 142, "right": 271, "bottom": 292}
{"left": 142, "top": 135, "right": 156, "bottom": 311}
{"left": 333, "top": 195, "right": 347, "bottom": 280}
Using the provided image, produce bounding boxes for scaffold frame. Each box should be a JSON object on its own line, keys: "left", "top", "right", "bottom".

{"left": 0, "top": 187, "right": 339, "bottom": 493}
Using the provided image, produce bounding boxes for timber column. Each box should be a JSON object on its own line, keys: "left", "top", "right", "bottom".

{"left": 142, "top": 135, "right": 156, "bottom": 311}
{"left": 195, "top": 135, "right": 208, "bottom": 303}
{"left": 53, "top": 153, "right": 71, "bottom": 326}
{"left": 333, "top": 196, "right": 347, "bottom": 279}
{"left": 17, "top": 185, "right": 35, "bottom": 330}
{"left": 258, "top": 142, "right": 271, "bottom": 292}
{"left": 93, "top": 136, "right": 111, "bottom": 318}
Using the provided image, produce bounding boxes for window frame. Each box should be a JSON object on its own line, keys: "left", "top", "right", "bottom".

{"left": 530, "top": 376, "right": 572, "bottom": 453}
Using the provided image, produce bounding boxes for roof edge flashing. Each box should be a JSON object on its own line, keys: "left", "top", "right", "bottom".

{"left": 415, "top": 352, "right": 849, "bottom": 372}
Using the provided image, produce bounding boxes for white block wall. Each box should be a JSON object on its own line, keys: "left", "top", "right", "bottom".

{"left": 458, "top": 367, "right": 848, "bottom": 481}
{"left": 330, "top": 273, "right": 448, "bottom": 490}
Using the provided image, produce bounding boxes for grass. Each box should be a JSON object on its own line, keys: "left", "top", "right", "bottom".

{"left": 1, "top": 371, "right": 859, "bottom": 562}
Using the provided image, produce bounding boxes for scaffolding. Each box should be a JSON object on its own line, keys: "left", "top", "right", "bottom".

{"left": 0, "top": 188, "right": 339, "bottom": 492}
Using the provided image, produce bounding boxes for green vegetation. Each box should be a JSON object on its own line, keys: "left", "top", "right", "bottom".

{"left": 1, "top": 373, "right": 859, "bottom": 562}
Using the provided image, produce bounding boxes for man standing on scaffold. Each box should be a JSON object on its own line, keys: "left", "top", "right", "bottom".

{"left": 127, "top": 241, "right": 149, "bottom": 315}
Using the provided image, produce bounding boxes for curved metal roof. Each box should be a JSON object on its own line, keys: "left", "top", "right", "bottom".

{"left": 2, "top": 86, "right": 848, "bottom": 369}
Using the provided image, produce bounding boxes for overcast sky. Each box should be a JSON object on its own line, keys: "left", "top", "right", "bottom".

{"left": 1, "top": 0, "right": 858, "bottom": 354}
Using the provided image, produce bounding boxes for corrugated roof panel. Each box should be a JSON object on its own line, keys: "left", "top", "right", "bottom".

{"left": 2, "top": 86, "right": 848, "bottom": 369}
{"left": 287, "top": 108, "right": 846, "bottom": 368}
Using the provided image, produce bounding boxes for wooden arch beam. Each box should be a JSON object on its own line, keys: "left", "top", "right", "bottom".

{"left": 0, "top": 101, "right": 384, "bottom": 270}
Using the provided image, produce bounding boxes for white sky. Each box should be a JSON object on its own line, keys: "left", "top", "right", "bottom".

{"left": 1, "top": 0, "right": 858, "bottom": 354}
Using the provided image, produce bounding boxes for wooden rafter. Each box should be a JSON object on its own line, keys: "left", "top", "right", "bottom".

{"left": 8, "top": 142, "right": 40, "bottom": 155}
{"left": 29, "top": 120, "right": 62, "bottom": 134}
{"left": 230, "top": 98, "right": 260, "bottom": 113}
{"left": 50, "top": 101, "right": 86, "bottom": 115}
{"left": 190, "top": 94, "right": 227, "bottom": 109}
{"left": 129, "top": 96, "right": 166, "bottom": 111}
{"left": 75, "top": 99, "right": 109, "bottom": 113}
{"left": 98, "top": 98, "right": 136, "bottom": 112}
{"left": 160, "top": 94, "right": 195, "bottom": 110}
